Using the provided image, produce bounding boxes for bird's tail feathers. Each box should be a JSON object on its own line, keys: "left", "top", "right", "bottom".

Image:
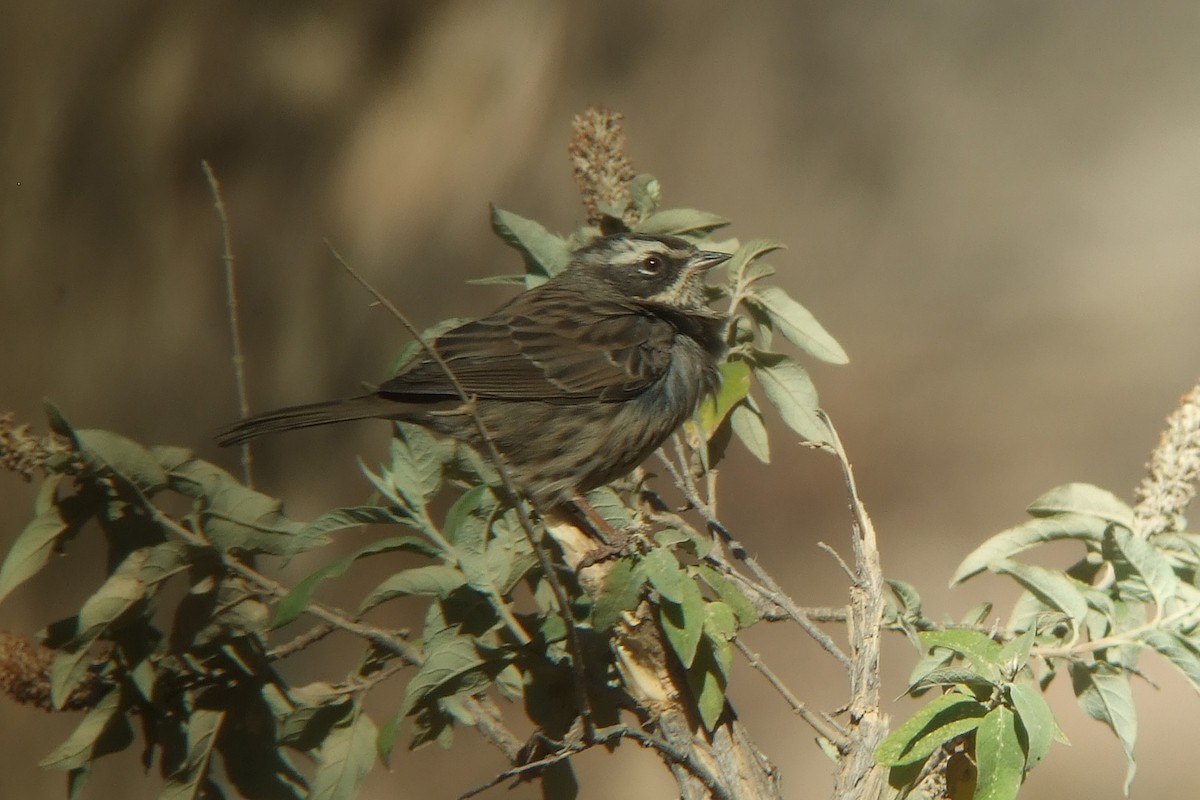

{"left": 215, "top": 395, "right": 393, "bottom": 446}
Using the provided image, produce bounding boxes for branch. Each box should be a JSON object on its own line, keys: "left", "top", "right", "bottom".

{"left": 202, "top": 161, "right": 253, "bottom": 487}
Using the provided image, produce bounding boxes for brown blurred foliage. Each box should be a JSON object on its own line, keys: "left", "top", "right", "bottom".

{"left": 3, "top": 3, "right": 1200, "bottom": 798}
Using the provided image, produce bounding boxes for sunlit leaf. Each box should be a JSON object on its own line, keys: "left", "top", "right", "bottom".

{"left": 751, "top": 353, "right": 829, "bottom": 445}
{"left": 745, "top": 286, "right": 847, "bottom": 364}
{"left": 636, "top": 208, "right": 730, "bottom": 236}
{"left": 974, "top": 705, "right": 1024, "bottom": 800}
{"left": 991, "top": 560, "right": 1090, "bottom": 632}
{"left": 1069, "top": 660, "right": 1137, "bottom": 793}
{"left": 875, "top": 692, "right": 986, "bottom": 767}
{"left": 951, "top": 513, "right": 1109, "bottom": 585}
{"left": 490, "top": 205, "right": 571, "bottom": 280}
{"left": 1009, "top": 679, "right": 1064, "bottom": 770}
{"left": 310, "top": 705, "right": 378, "bottom": 800}
{"left": 359, "top": 565, "right": 467, "bottom": 612}
{"left": 1026, "top": 483, "right": 1135, "bottom": 530}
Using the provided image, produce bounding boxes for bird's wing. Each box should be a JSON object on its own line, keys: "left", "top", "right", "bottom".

{"left": 378, "top": 287, "right": 674, "bottom": 403}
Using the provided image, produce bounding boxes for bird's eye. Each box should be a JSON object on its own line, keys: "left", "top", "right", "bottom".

{"left": 638, "top": 255, "right": 664, "bottom": 275}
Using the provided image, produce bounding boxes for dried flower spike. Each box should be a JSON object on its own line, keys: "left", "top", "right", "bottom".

{"left": 568, "top": 106, "right": 637, "bottom": 227}
{"left": 0, "top": 412, "right": 77, "bottom": 481}
{"left": 1133, "top": 378, "right": 1200, "bottom": 538}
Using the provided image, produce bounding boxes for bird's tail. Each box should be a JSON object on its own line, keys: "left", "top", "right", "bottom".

{"left": 215, "top": 394, "right": 394, "bottom": 446}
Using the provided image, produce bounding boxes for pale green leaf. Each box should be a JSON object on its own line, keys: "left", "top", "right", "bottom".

{"left": 358, "top": 565, "right": 467, "bottom": 612}
{"left": 592, "top": 557, "right": 645, "bottom": 631}
{"left": 751, "top": 354, "right": 828, "bottom": 444}
{"left": 1105, "top": 527, "right": 1180, "bottom": 614}
{"left": 660, "top": 577, "right": 706, "bottom": 668}
{"left": 76, "top": 429, "right": 168, "bottom": 494}
{"left": 639, "top": 548, "right": 687, "bottom": 605}
{"left": 1069, "top": 661, "right": 1137, "bottom": 793}
{"left": 160, "top": 709, "right": 225, "bottom": 800}
{"left": 39, "top": 689, "right": 122, "bottom": 771}
{"left": 1009, "top": 680, "right": 1064, "bottom": 770}
{"left": 746, "top": 285, "right": 847, "bottom": 364}
{"left": 1027, "top": 483, "right": 1135, "bottom": 530}
{"left": 952, "top": 513, "right": 1109, "bottom": 585}
{"left": 730, "top": 401, "right": 770, "bottom": 463}
{"left": 722, "top": 239, "right": 785, "bottom": 285}
{"left": 991, "top": 559, "right": 1090, "bottom": 632}
{"left": 636, "top": 208, "right": 730, "bottom": 236}
{"left": 0, "top": 494, "right": 71, "bottom": 607}
{"left": 400, "top": 635, "right": 484, "bottom": 718}
{"left": 918, "top": 629, "right": 1004, "bottom": 677}
{"left": 310, "top": 706, "right": 378, "bottom": 800}
{"left": 490, "top": 205, "right": 571, "bottom": 278}
{"left": 974, "top": 705, "right": 1024, "bottom": 800}
{"left": 273, "top": 536, "right": 437, "bottom": 628}
{"left": 875, "top": 692, "right": 986, "bottom": 767}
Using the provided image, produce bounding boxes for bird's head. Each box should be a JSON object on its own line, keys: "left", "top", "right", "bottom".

{"left": 570, "top": 233, "right": 731, "bottom": 309}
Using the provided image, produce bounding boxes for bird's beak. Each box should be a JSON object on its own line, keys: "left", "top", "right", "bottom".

{"left": 689, "top": 250, "right": 732, "bottom": 271}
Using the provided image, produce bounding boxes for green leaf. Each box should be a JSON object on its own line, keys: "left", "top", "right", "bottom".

{"left": 1009, "top": 679, "right": 1064, "bottom": 770}
{"left": 887, "top": 579, "right": 923, "bottom": 618}
{"left": 730, "top": 401, "right": 770, "bottom": 463}
{"left": 291, "top": 506, "right": 406, "bottom": 551}
{"left": 311, "top": 705, "right": 378, "bottom": 800}
{"left": 907, "top": 667, "right": 995, "bottom": 696}
{"left": 1105, "top": 526, "right": 1180, "bottom": 614}
{"left": 75, "top": 429, "right": 169, "bottom": 494}
{"left": 696, "top": 566, "right": 758, "bottom": 628}
{"left": 490, "top": 205, "right": 571, "bottom": 280}
{"left": 1027, "top": 483, "right": 1135, "bottom": 530}
{"left": 0, "top": 482, "right": 75, "bottom": 606}
{"left": 918, "top": 629, "right": 1004, "bottom": 677}
{"left": 639, "top": 548, "right": 687, "bottom": 604}
{"left": 272, "top": 536, "right": 436, "bottom": 627}
{"left": 745, "top": 286, "right": 847, "bottom": 364}
{"left": 1143, "top": 630, "right": 1200, "bottom": 698}
{"left": 39, "top": 689, "right": 125, "bottom": 770}
{"left": 875, "top": 692, "right": 987, "bottom": 767}
{"left": 951, "top": 513, "right": 1110, "bottom": 585}
{"left": 687, "top": 636, "right": 729, "bottom": 732}
{"left": 998, "top": 626, "right": 1036, "bottom": 673}
{"left": 358, "top": 565, "right": 467, "bottom": 612}
{"left": 400, "top": 635, "right": 484, "bottom": 718}
{"left": 635, "top": 208, "right": 730, "bottom": 236}
{"left": 974, "top": 705, "right": 1025, "bottom": 800}
{"left": 591, "top": 557, "right": 645, "bottom": 631}
{"left": 171, "top": 459, "right": 307, "bottom": 555}
{"left": 375, "top": 424, "right": 452, "bottom": 519}
{"left": 991, "top": 559, "right": 1090, "bottom": 632}
{"left": 629, "top": 173, "right": 661, "bottom": 216}
{"left": 659, "top": 577, "right": 706, "bottom": 668}
{"left": 1069, "top": 660, "right": 1137, "bottom": 792}
{"left": 160, "top": 708, "right": 225, "bottom": 800}
{"left": 582, "top": 486, "right": 633, "bottom": 529}
{"left": 751, "top": 353, "right": 829, "bottom": 445}
{"left": 696, "top": 360, "right": 752, "bottom": 435}
{"left": 723, "top": 239, "right": 785, "bottom": 285}
{"left": 702, "top": 601, "right": 736, "bottom": 679}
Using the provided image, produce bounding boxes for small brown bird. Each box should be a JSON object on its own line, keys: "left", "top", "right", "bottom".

{"left": 217, "top": 233, "right": 730, "bottom": 506}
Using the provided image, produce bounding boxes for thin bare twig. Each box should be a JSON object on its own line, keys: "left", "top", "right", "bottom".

{"left": 734, "top": 638, "right": 850, "bottom": 747}
{"left": 202, "top": 160, "right": 253, "bottom": 487}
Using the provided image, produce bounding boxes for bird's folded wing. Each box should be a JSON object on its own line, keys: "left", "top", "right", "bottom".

{"left": 378, "top": 294, "right": 673, "bottom": 403}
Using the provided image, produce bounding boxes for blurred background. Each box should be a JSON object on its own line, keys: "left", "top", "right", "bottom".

{"left": 3, "top": 2, "right": 1200, "bottom": 798}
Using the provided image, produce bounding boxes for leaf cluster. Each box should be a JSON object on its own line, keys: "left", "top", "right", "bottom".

{"left": 881, "top": 482, "right": 1200, "bottom": 798}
